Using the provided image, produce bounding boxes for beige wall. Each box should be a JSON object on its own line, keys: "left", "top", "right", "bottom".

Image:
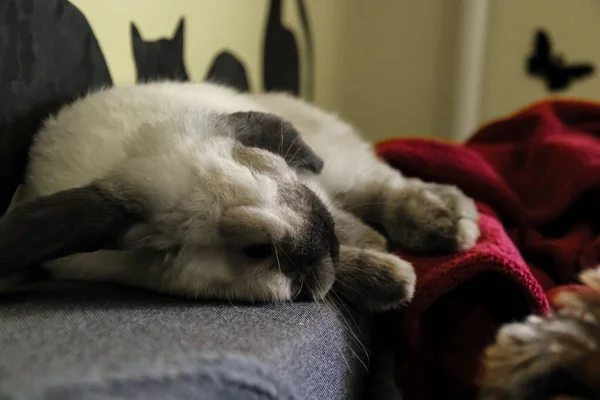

{"left": 70, "top": 1, "right": 462, "bottom": 142}
{"left": 481, "top": 0, "right": 600, "bottom": 124}
{"left": 333, "top": 1, "right": 462, "bottom": 141}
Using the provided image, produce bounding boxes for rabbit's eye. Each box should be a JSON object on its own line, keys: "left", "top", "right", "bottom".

{"left": 242, "top": 244, "right": 273, "bottom": 259}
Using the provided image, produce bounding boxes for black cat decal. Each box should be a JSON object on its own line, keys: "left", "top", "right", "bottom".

{"left": 0, "top": 0, "right": 112, "bottom": 215}
{"left": 131, "top": 17, "right": 189, "bottom": 82}
{"left": 205, "top": 51, "right": 250, "bottom": 92}
{"left": 526, "top": 29, "right": 595, "bottom": 92}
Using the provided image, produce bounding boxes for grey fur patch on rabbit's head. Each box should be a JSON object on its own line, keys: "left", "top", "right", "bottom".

{"left": 0, "top": 111, "right": 338, "bottom": 303}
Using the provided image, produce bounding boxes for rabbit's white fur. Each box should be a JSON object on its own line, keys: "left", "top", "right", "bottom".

{"left": 26, "top": 82, "right": 405, "bottom": 210}
{"left": 5, "top": 81, "right": 479, "bottom": 308}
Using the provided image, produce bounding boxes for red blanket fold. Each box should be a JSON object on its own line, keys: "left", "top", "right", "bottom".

{"left": 375, "top": 99, "right": 600, "bottom": 399}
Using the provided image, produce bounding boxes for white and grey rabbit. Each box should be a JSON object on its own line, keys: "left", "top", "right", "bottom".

{"left": 0, "top": 82, "right": 480, "bottom": 310}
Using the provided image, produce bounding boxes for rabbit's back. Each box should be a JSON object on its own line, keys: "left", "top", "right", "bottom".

{"left": 21, "top": 81, "right": 356, "bottom": 205}
{"left": 22, "top": 82, "right": 268, "bottom": 200}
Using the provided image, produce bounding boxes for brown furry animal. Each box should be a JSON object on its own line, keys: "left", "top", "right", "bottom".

{"left": 479, "top": 267, "right": 600, "bottom": 400}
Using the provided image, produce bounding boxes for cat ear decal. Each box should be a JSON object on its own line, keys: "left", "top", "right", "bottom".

{"left": 130, "top": 22, "right": 143, "bottom": 59}
{"left": 173, "top": 17, "right": 185, "bottom": 51}
{"left": 227, "top": 111, "right": 323, "bottom": 174}
{"left": 130, "top": 22, "right": 142, "bottom": 44}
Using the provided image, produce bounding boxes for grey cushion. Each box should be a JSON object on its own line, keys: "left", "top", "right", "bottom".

{"left": 0, "top": 282, "right": 370, "bottom": 399}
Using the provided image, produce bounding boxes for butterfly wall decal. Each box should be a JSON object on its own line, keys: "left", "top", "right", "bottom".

{"left": 526, "top": 29, "right": 595, "bottom": 92}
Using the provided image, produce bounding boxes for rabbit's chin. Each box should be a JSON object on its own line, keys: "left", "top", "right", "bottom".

{"left": 140, "top": 249, "right": 336, "bottom": 304}
{"left": 155, "top": 268, "right": 335, "bottom": 304}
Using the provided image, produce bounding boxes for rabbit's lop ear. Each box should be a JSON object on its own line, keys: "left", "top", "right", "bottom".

{"left": 0, "top": 183, "right": 144, "bottom": 278}
{"left": 227, "top": 111, "right": 324, "bottom": 174}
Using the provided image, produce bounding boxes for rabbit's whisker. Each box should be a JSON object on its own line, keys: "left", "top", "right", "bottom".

{"left": 312, "top": 270, "right": 368, "bottom": 373}
{"left": 283, "top": 133, "right": 300, "bottom": 161}
{"left": 273, "top": 242, "right": 283, "bottom": 276}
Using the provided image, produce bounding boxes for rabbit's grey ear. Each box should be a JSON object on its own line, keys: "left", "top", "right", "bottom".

{"left": 0, "top": 184, "right": 144, "bottom": 279}
{"left": 227, "top": 111, "right": 324, "bottom": 173}
{"left": 334, "top": 246, "right": 416, "bottom": 312}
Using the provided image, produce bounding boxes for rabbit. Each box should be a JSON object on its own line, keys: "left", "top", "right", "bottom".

{"left": 478, "top": 266, "right": 600, "bottom": 400}
{"left": 0, "top": 81, "right": 480, "bottom": 311}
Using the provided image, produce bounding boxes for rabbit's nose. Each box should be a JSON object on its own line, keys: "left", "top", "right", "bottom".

{"left": 290, "top": 268, "right": 333, "bottom": 302}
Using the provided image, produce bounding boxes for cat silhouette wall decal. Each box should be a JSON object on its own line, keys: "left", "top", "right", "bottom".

{"left": 205, "top": 51, "right": 250, "bottom": 92}
{"left": 0, "top": 0, "right": 112, "bottom": 215}
{"left": 131, "top": 17, "right": 189, "bottom": 82}
{"left": 526, "top": 29, "right": 595, "bottom": 92}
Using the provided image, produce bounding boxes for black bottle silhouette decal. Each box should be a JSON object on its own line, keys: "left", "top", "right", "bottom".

{"left": 263, "top": 0, "right": 299, "bottom": 95}
{"left": 295, "top": 0, "right": 314, "bottom": 100}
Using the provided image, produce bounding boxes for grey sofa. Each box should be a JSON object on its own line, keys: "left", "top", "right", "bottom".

{"left": 0, "top": 282, "right": 373, "bottom": 399}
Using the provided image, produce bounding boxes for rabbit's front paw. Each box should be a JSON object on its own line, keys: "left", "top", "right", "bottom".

{"left": 382, "top": 181, "right": 480, "bottom": 253}
{"left": 334, "top": 246, "right": 416, "bottom": 312}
